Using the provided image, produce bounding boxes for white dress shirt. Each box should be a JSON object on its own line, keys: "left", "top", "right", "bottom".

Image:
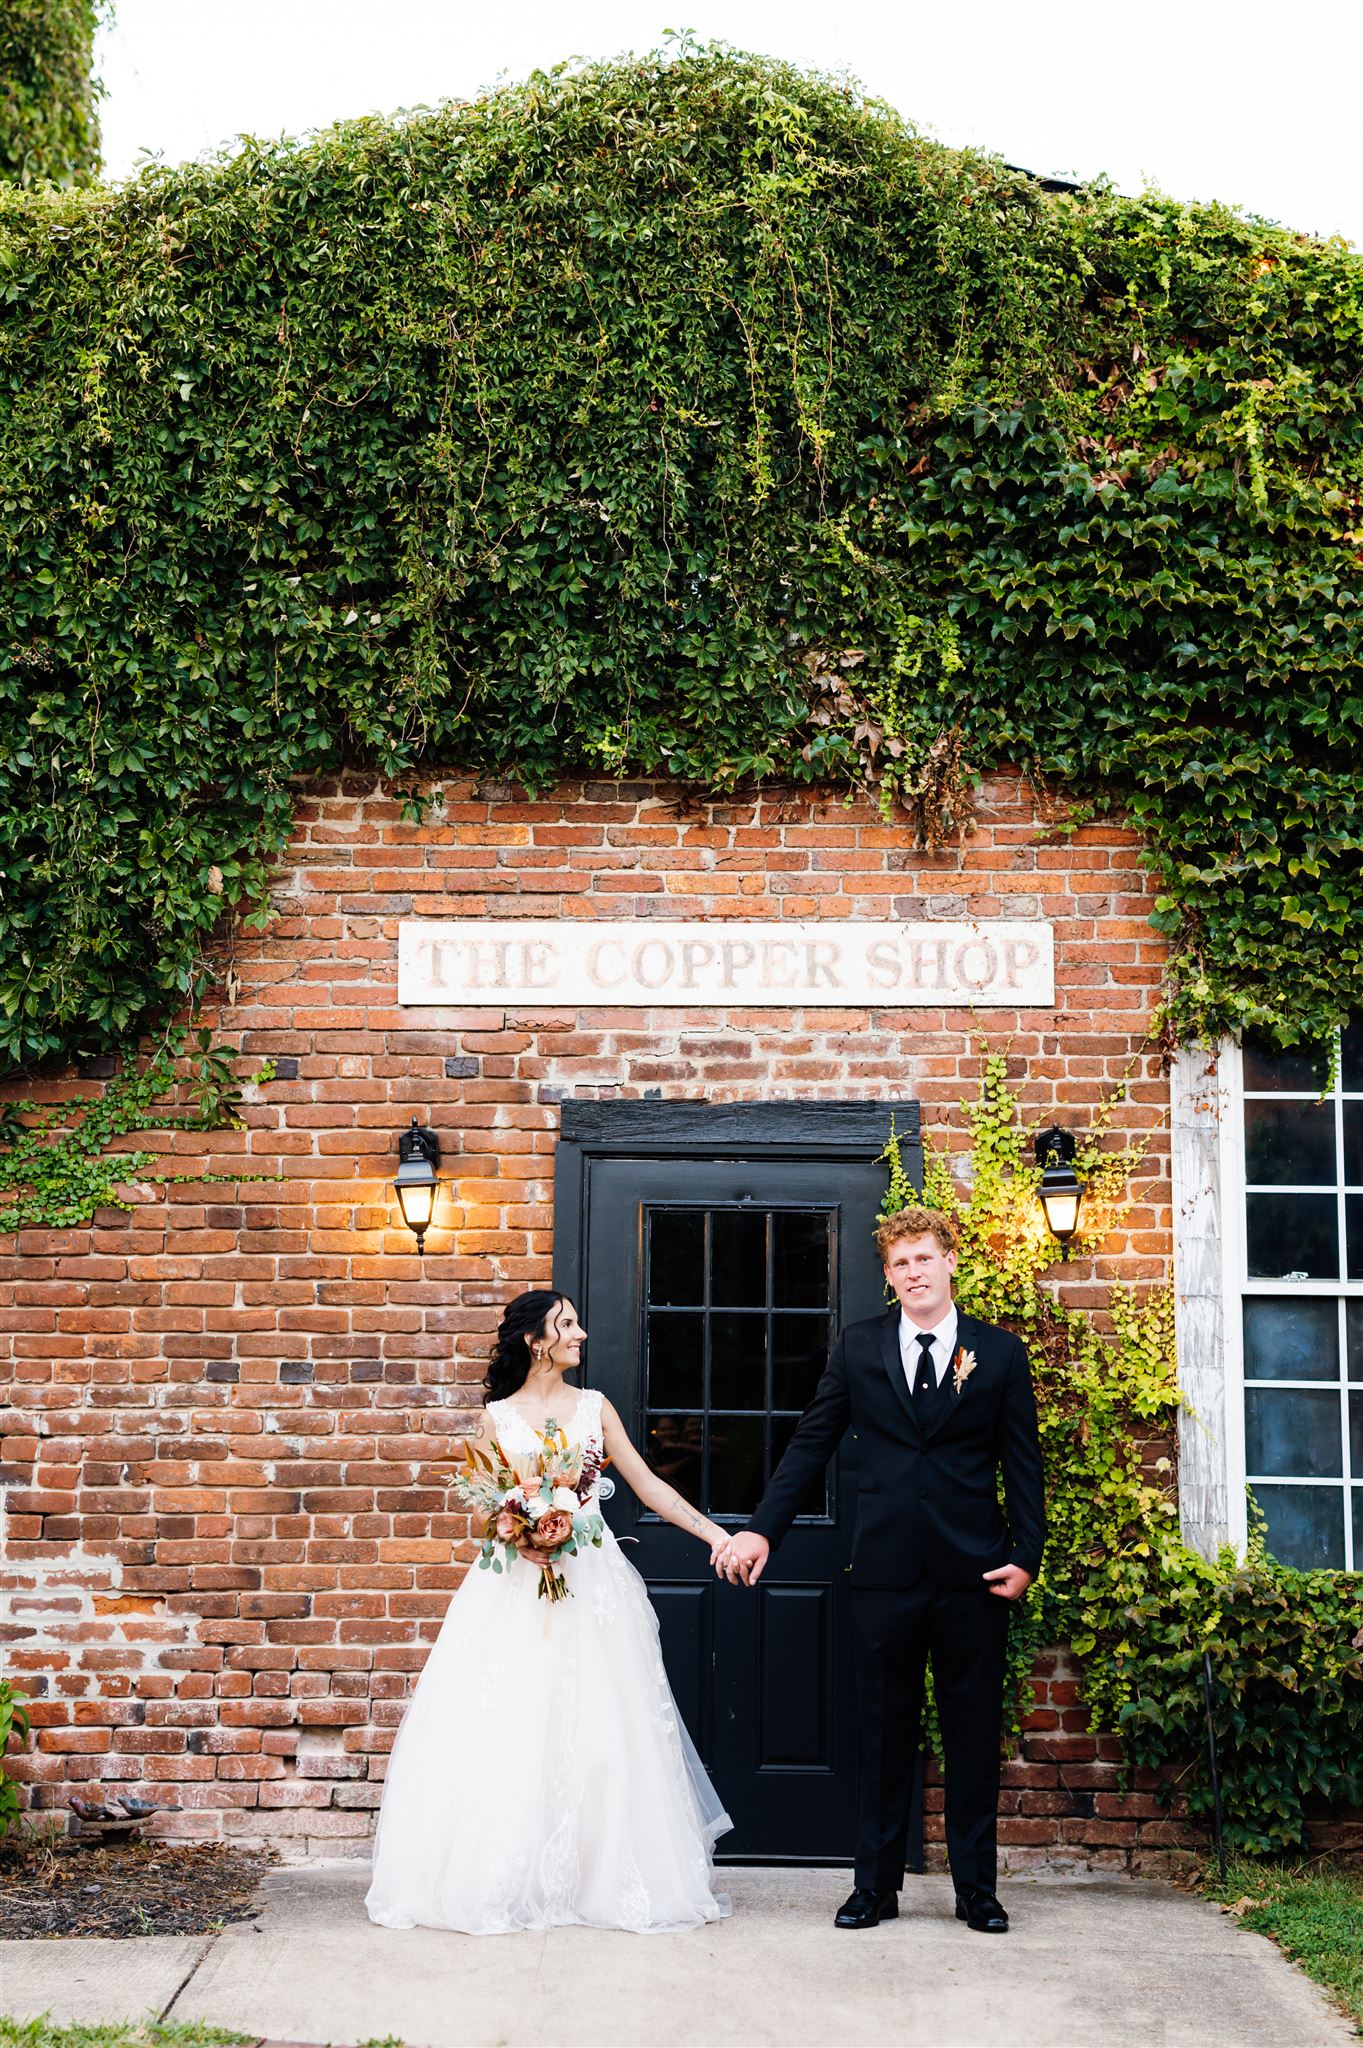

{"left": 899, "top": 1305, "right": 959, "bottom": 1393}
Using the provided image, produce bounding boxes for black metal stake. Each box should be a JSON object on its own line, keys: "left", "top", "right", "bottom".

{"left": 1201, "top": 1650, "right": 1227, "bottom": 1882}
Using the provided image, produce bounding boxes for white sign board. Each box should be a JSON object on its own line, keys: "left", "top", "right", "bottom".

{"left": 398, "top": 919, "right": 1053, "bottom": 1009}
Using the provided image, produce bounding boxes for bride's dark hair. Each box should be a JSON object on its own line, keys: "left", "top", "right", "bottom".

{"left": 483, "top": 1290, "right": 573, "bottom": 1401}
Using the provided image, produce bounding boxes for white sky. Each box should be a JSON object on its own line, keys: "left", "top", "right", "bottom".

{"left": 97, "top": 0, "right": 1363, "bottom": 247}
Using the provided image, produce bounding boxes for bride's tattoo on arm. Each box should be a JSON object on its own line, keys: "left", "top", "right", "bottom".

{"left": 661, "top": 1489, "right": 711, "bottom": 1540}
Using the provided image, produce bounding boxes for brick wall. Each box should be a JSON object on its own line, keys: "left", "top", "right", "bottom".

{"left": 2, "top": 768, "right": 1186, "bottom": 1864}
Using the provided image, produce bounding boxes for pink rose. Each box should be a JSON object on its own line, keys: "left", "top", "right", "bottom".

{"left": 534, "top": 1509, "right": 574, "bottom": 1551}
{"left": 495, "top": 1509, "right": 521, "bottom": 1541}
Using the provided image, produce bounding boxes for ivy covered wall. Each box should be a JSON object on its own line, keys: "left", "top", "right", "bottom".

{"left": 0, "top": 0, "right": 103, "bottom": 189}
{"left": 1, "top": 41, "right": 1360, "bottom": 1071}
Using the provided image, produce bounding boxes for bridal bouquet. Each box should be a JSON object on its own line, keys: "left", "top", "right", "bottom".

{"left": 450, "top": 1420, "right": 606, "bottom": 1602}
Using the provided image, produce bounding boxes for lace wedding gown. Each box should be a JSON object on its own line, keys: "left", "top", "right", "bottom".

{"left": 365, "top": 1389, "right": 732, "bottom": 1935}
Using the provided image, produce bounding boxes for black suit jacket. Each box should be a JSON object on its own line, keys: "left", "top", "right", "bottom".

{"left": 747, "top": 1307, "right": 1046, "bottom": 1589}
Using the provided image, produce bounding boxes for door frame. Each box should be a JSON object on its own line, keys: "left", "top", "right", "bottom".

{"left": 553, "top": 1098, "right": 925, "bottom": 1309}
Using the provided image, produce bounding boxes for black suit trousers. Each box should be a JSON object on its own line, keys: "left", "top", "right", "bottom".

{"left": 852, "top": 1578, "right": 1010, "bottom": 1895}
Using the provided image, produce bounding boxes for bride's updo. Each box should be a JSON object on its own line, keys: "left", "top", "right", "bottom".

{"left": 484, "top": 1290, "right": 571, "bottom": 1401}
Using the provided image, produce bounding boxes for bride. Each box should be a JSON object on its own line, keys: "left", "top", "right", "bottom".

{"left": 365, "top": 1289, "right": 736, "bottom": 1935}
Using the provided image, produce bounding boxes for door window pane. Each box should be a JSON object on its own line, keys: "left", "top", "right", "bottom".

{"left": 1242, "top": 1037, "right": 1331, "bottom": 1093}
{"left": 1243, "top": 1099, "right": 1336, "bottom": 1185}
{"left": 1354, "top": 1490, "right": 1363, "bottom": 1567}
{"left": 646, "top": 1413, "right": 703, "bottom": 1501}
{"left": 773, "top": 1212, "right": 830, "bottom": 1308}
{"left": 770, "top": 1412, "right": 829, "bottom": 1516}
{"left": 649, "top": 1211, "right": 705, "bottom": 1305}
{"left": 710, "top": 1312, "right": 767, "bottom": 1410}
{"left": 773, "top": 1313, "right": 829, "bottom": 1408}
{"left": 1245, "top": 1389, "right": 1343, "bottom": 1478}
{"left": 647, "top": 1313, "right": 703, "bottom": 1408}
{"left": 709, "top": 1416, "right": 764, "bottom": 1517}
{"left": 1254, "top": 1483, "right": 1346, "bottom": 1572}
{"left": 1245, "top": 1194, "right": 1339, "bottom": 1279}
{"left": 710, "top": 1211, "right": 767, "bottom": 1307}
{"left": 1242, "top": 1298, "right": 1339, "bottom": 1381}
{"left": 1350, "top": 1393, "right": 1363, "bottom": 1475}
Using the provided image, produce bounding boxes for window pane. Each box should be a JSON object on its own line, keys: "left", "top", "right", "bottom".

{"left": 772, "top": 1313, "right": 829, "bottom": 1408}
{"left": 1243, "top": 1099, "right": 1336, "bottom": 1186}
{"left": 1354, "top": 1489, "right": 1363, "bottom": 1568}
{"left": 1245, "top": 1388, "right": 1342, "bottom": 1478}
{"left": 646, "top": 1413, "right": 704, "bottom": 1502}
{"left": 1245, "top": 1194, "right": 1339, "bottom": 1279}
{"left": 1341, "top": 1019, "right": 1363, "bottom": 1093}
{"left": 647, "top": 1312, "right": 703, "bottom": 1408}
{"left": 1253, "top": 1483, "right": 1346, "bottom": 1572}
{"left": 708, "top": 1416, "right": 764, "bottom": 1518}
{"left": 1345, "top": 1103, "right": 1363, "bottom": 1186}
{"left": 1242, "top": 1036, "right": 1331, "bottom": 1093}
{"left": 1351, "top": 1393, "right": 1363, "bottom": 1476}
{"left": 770, "top": 1412, "right": 829, "bottom": 1516}
{"left": 773, "top": 1211, "right": 830, "bottom": 1308}
{"left": 710, "top": 1210, "right": 767, "bottom": 1308}
{"left": 649, "top": 1211, "right": 705, "bottom": 1306}
{"left": 710, "top": 1311, "right": 767, "bottom": 1410}
{"left": 1243, "top": 1298, "right": 1339, "bottom": 1381}
{"left": 1350, "top": 1196, "right": 1363, "bottom": 1282}
{"left": 1348, "top": 1302, "right": 1363, "bottom": 1383}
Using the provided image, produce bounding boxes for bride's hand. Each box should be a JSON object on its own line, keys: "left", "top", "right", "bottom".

{"left": 709, "top": 1532, "right": 735, "bottom": 1577}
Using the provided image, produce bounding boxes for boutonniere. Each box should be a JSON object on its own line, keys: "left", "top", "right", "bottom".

{"left": 952, "top": 1347, "right": 977, "bottom": 1397}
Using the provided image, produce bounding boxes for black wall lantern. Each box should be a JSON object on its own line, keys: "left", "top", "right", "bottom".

{"left": 1035, "top": 1125, "right": 1083, "bottom": 1257}
{"left": 394, "top": 1118, "right": 441, "bottom": 1254}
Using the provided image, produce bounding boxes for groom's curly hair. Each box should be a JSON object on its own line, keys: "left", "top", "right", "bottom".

{"left": 873, "top": 1206, "right": 959, "bottom": 1260}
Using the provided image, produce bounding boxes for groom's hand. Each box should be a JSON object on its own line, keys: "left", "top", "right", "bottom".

{"left": 720, "top": 1532, "right": 770, "bottom": 1586}
{"left": 983, "top": 1564, "right": 1033, "bottom": 1601}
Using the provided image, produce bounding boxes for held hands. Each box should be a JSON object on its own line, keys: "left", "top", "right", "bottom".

{"left": 710, "top": 1531, "right": 770, "bottom": 1587}
{"left": 983, "top": 1564, "right": 1033, "bottom": 1601}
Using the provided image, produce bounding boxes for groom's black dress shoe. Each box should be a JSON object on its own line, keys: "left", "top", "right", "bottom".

{"left": 955, "top": 1886, "right": 1009, "bottom": 1933}
{"left": 835, "top": 1886, "right": 899, "bottom": 1929}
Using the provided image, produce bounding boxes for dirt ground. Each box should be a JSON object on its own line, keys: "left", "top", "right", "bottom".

{"left": 0, "top": 1833, "right": 274, "bottom": 1939}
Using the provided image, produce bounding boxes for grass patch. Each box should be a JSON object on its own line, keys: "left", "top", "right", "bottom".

{"left": 1206, "top": 1859, "right": 1363, "bottom": 2034}
{"left": 0, "top": 2023, "right": 253, "bottom": 2048}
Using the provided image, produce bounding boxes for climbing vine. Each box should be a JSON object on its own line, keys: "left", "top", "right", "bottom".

{"left": 882, "top": 1057, "right": 1363, "bottom": 1854}
{"left": 0, "top": 1027, "right": 277, "bottom": 1231}
{"left": 0, "top": 0, "right": 103, "bottom": 188}
{"left": 0, "top": 40, "right": 1360, "bottom": 1071}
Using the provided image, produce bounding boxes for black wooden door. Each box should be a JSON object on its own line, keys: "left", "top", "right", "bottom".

{"left": 577, "top": 1148, "right": 896, "bottom": 1862}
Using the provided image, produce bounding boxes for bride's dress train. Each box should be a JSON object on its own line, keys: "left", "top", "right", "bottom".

{"left": 365, "top": 1389, "right": 732, "bottom": 1934}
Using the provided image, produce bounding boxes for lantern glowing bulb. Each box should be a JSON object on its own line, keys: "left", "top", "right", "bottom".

{"left": 1035, "top": 1126, "right": 1084, "bottom": 1258}
{"left": 394, "top": 1119, "right": 441, "bottom": 1254}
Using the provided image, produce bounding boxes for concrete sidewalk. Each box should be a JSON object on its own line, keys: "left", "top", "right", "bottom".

{"left": 0, "top": 1862, "right": 1353, "bottom": 2048}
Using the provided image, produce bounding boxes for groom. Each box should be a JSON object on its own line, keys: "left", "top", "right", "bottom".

{"left": 721, "top": 1205, "right": 1045, "bottom": 1933}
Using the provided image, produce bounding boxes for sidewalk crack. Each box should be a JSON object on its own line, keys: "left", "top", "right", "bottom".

{"left": 159, "top": 1930, "right": 220, "bottom": 2022}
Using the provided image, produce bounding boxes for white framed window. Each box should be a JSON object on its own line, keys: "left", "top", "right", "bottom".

{"left": 1220, "top": 1024, "right": 1363, "bottom": 1571}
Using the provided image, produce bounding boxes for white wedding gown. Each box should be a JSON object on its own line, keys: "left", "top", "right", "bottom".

{"left": 365, "top": 1389, "right": 732, "bottom": 1935}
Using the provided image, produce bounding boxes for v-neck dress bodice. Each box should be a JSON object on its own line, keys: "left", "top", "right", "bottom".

{"left": 364, "top": 1385, "right": 730, "bottom": 1935}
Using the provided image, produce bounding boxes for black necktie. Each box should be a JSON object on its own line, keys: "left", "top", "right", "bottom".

{"left": 911, "top": 1331, "right": 938, "bottom": 1421}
